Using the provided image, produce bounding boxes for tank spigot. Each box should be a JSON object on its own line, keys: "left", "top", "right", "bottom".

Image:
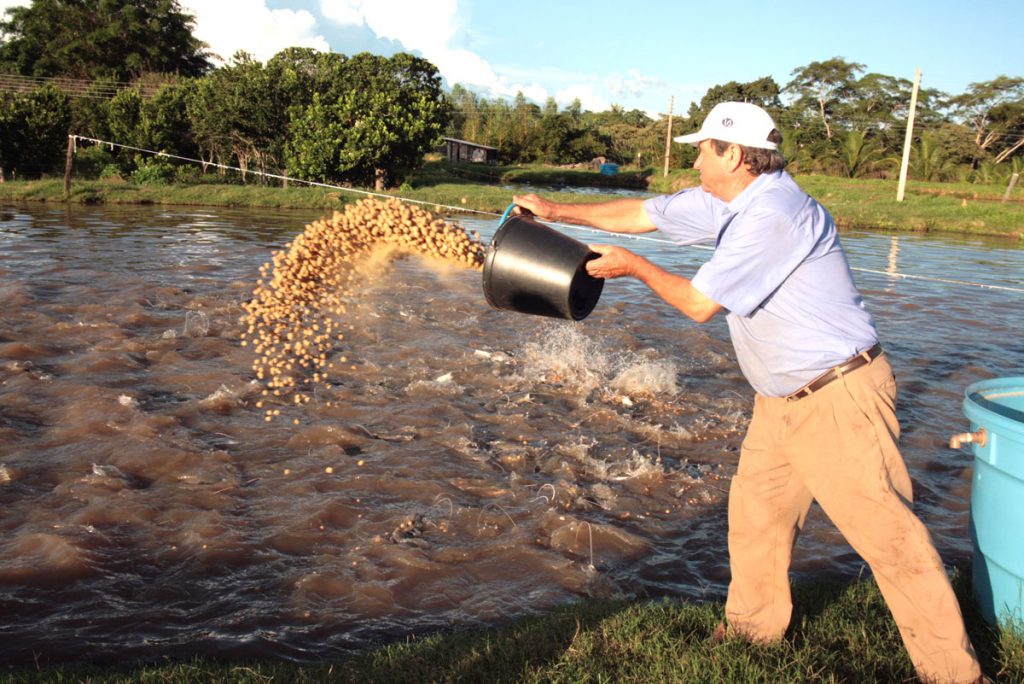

{"left": 949, "top": 428, "right": 987, "bottom": 449}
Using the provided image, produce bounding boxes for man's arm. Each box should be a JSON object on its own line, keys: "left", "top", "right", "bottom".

{"left": 586, "top": 244, "right": 722, "bottom": 323}
{"left": 512, "top": 193, "right": 657, "bottom": 234}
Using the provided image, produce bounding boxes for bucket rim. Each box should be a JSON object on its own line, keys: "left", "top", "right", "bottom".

{"left": 963, "top": 376, "right": 1024, "bottom": 437}
{"left": 964, "top": 376, "right": 1024, "bottom": 396}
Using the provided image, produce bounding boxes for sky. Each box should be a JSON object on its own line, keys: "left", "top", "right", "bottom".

{"left": 2, "top": 0, "right": 1022, "bottom": 119}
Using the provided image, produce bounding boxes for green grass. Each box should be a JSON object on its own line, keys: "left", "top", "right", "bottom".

{"left": 796, "top": 175, "right": 1024, "bottom": 239}
{"left": 4, "top": 569, "right": 1021, "bottom": 683}
{"left": 2, "top": 161, "right": 1023, "bottom": 239}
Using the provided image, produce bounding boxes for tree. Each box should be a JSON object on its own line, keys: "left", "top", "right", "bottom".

{"left": 909, "top": 132, "right": 955, "bottom": 182}
{"left": 785, "top": 57, "right": 865, "bottom": 139}
{"left": 107, "top": 88, "right": 144, "bottom": 152}
{"left": 0, "top": 0, "right": 212, "bottom": 81}
{"left": 687, "top": 76, "right": 783, "bottom": 121}
{"left": 534, "top": 101, "right": 573, "bottom": 163}
{"left": 947, "top": 76, "right": 1024, "bottom": 164}
{"left": 0, "top": 85, "right": 71, "bottom": 181}
{"left": 584, "top": 106, "right": 656, "bottom": 166}
{"left": 833, "top": 129, "right": 884, "bottom": 178}
{"left": 70, "top": 80, "right": 115, "bottom": 140}
{"left": 987, "top": 99, "right": 1024, "bottom": 164}
{"left": 186, "top": 52, "right": 290, "bottom": 180}
{"left": 448, "top": 84, "right": 483, "bottom": 142}
{"left": 505, "top": 91, "right": 541, "bottom": 160}
{"left": 103, "top": 81, "right": 195, "bottom": 175}
{"left": 264, "top": 48, "right": 348, "bottom": 119}
{"left": 848, "top": 73, "right": 946, "bottom": 159}
{"left": 285, "top": 52, "right": 451, "bottom": 189}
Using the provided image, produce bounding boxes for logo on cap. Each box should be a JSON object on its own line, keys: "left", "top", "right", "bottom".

{"left": 722, "top": 118, "right": 733, "bottom": 127}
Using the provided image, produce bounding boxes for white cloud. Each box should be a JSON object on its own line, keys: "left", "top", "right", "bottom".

{"left": 179, "top": 0, "right": 330, "bottom": 64}
{"left": 555, "top": 84, "right": 611, "bottom": 113}
{"left": 319, "top": 0, "right": 365, "bottom": 26}
{"left": 3, "top": 0, "right": 329, "bottom": 65}
{"left": 0, "top": 0, "right": 31, "bottom": 36}
{"left": 0, "top": 0, "right": 29, "bottom": 14}
{"left": 605, "top": 69, "right": 666, "bottom": 99}
{"left": 320, "top": 0, "right": 550, "bottom": 103}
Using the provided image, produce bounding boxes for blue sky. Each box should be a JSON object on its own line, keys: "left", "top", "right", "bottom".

{"left": 3, "top": 0, "right": 1021, "bottom": 118}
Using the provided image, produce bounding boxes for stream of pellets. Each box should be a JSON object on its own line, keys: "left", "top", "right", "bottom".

{"left": 241, "top": 198, "right": 486, "bottom": 422}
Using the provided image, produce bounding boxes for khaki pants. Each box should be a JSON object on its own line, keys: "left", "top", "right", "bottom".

{"left": 725, "top": 354, "right": 981, "bottom": 683}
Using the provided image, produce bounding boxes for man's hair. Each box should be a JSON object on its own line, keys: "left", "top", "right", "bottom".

{"left": 710, "top": 129, "right": 786, "bottom": 175}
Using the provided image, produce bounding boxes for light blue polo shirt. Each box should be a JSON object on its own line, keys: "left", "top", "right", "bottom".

{"left": 643, "top": 171, "right": 878, "bottom": 397}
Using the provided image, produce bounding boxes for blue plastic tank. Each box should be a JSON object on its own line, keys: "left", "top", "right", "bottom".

{"left": 959, "top": 376, "right": 1024, "bottom": 632}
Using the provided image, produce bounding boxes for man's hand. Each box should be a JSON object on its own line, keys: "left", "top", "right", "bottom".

{"left": 512, "top": 193, "right": 560, "bottom": 222}
{"left": 585, "top": 244, "right": 640, "bottom": 279}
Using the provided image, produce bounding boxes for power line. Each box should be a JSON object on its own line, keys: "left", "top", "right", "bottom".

{"left": 0, "top": 72, "right": 173, "bottom": 99}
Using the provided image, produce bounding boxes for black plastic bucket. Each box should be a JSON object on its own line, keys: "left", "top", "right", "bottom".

{"left": 482, "top": 212, "right": 604, "bottom": 320}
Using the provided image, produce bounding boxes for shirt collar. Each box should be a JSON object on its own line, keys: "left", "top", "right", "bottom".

{"left": 726, "top": 170, "right": 784, "bottom": 214}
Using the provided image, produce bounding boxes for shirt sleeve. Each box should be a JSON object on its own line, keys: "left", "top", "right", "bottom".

{"left": 691, "top": 202, "right": 818, "bottom": 317}
{"left": 643, "top": 188, "right": 721, "bottom": 245}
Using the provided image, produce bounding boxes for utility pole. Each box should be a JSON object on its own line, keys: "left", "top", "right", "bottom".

{"left": 663, "top": 96, "right": 674, "bottom": 177}
{"left": 1004, "top": 173, "right": 1020, "bottom": 202}
{"left": 63, "top": 135, "right": 75, "bottom": 200}
{"left": 896, "top": 68, "right": 922, "bottom": 202}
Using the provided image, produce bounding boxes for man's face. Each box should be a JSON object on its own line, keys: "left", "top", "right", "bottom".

{"left": 693, "top": 139, "right": 732, "bottom": 200}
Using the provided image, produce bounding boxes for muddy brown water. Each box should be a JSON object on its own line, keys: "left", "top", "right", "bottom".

{"left": 1, "top": 203, "right": 1022, "bottom": 665}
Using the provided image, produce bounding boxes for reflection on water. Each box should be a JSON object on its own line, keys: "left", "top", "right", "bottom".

{"left": 0, "top": 203, "right": 1021, "bottom": 665}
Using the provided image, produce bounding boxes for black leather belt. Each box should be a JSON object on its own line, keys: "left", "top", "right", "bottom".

{"left": 786, "top": 343, "right": 884, "bottom": 401}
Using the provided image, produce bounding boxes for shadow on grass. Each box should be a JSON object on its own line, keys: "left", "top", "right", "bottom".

{"left": 786, "top": 564, "right": 1020, "bottom": 683}
{"left": 339, "top": 600, "right": 628, "bottom": 683}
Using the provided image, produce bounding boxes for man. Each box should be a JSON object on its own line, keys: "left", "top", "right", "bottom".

{"left": 512, "top": 101, "right": 982, "bottom": 684}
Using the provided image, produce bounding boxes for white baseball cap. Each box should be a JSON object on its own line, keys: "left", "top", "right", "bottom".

{"left": 674, "top": 101, "right": 778, "bottom": 150}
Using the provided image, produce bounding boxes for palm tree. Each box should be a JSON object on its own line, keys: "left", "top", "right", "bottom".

{"left": 836, "top": 130, "right": 883, "bottom": 178}
{"left": 779, "top": 128, "right": 816, "bottom": 173}
{"left": 909, "top": 132, "right": 954, "bottom": 182}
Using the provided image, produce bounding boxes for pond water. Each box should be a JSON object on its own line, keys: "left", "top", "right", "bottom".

{"left": 1, "top": 202, "right": 1022, "bottom": 665}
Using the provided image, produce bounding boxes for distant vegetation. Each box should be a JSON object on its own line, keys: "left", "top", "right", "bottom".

{"left": 1, "top": 0, "right": 1022, "bottom": 193}
{"left": 3, "top": 160, "right": 1021, "bottom": 240}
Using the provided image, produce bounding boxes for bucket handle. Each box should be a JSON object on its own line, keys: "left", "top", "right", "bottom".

{"left": 498, "top": 202, "right": 516, "bottom": 227}
{"left": 498, "top": 202, "right": 534, "bottom": 228}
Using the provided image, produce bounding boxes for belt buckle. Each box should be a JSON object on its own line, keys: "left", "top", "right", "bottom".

{"left": 788, "top": 385, "right": 811, "bottom": 402}
{"left": 786, "top": 344, "right": 881, "bottom": 402}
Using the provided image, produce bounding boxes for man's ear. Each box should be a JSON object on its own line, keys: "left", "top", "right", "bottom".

{"left": 724, "top": 144, "right": 745, "bottom": 173}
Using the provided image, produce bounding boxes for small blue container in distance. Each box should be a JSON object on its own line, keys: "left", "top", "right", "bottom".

{"left": 962, "top": 376, "right": 1024, "bottom": 632}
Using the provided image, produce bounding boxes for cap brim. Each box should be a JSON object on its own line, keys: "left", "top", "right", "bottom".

{"left": 673, "top": 132, "right": 704, "bottom": 145}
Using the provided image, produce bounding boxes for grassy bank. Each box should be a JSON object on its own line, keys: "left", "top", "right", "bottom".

{"left": 4, "top": 570, "right": 1021, "bottom": 682}
{"left": 2, "top": 161, "right": 1022, "bottom": 239}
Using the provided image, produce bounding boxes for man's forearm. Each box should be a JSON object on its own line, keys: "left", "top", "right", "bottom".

{"left": 629, "top": 258, "right": 722, "bottom": 323}
{"left": 585, "top": 245, "right": 723, "bottom": 323}
{"left": 549, "top": 198, "right": 654, "bottom": 234}
{"left": 513, "top": 194, "right": 656, "bottom": 234}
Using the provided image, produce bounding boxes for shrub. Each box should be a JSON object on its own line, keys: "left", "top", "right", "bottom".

{"left": 131, "top": 160, "right": 175, "bottom": 185}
